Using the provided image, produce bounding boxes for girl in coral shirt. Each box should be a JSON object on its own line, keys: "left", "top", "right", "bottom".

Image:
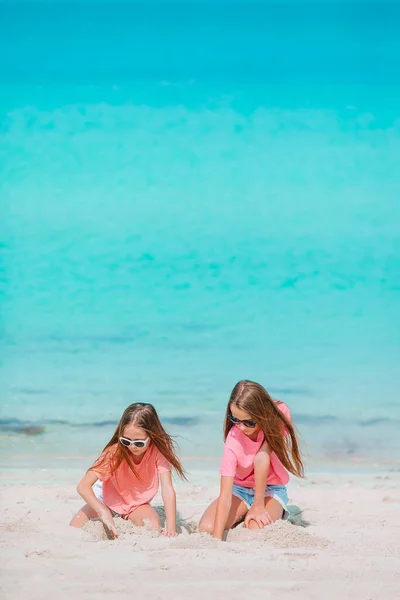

{"left": 199, "top": 380, "right": 304, "bottom": 539}
{"left": 70, "top": 402, "right": 185, "bottom": 538}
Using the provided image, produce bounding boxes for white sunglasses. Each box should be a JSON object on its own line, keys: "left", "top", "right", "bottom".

{"left": 119, "top": 436, "right": 150, "bottom": 449}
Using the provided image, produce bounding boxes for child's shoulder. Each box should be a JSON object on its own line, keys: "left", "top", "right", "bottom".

{"left": 275, "top": 400, "right": 291, "bottom": 419}
{"left": 94, "top": 443, "right": 119, "bottom": 469}
{"left": 92, "top": 443, "right": 119, "bottom": 479}
{"left": 150, "top": 443, "right": 172, "bottom": 471}
{"left": 101, "top": 443, "right": 118, "bottom": 458}
{"left": 225, "top": 426, "right": 245, "bottom": 448}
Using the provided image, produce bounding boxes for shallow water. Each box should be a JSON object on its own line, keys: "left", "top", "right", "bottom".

{"left": 1, "top": 1, "right": 399, "bottom": 467}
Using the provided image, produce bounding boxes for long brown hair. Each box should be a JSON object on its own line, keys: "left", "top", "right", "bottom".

{"left": 92, "top": 403, "right": 187, "bottom": 480}
{"left": 224, "top": 380, "right": 304, "bottom": 478}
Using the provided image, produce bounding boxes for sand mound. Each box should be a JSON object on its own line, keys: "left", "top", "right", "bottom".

{"left": 83, "top": 514, "right": 327, "bottom": 550}
{"left": 83, "top": 506, "right": 198, "bottom": 543}
{"left": 83, "top": 518, "right": 153, "bottom": 542}
{"left": 228, "top": 519, "right": 329, "bottom": 548}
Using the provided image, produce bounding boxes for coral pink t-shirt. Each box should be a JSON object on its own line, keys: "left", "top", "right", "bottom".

{"left": 93, "top": 443, "right": 172, "bottom": 515}
{"left": 219, "top": 402, "right": 291, "bottom": 488}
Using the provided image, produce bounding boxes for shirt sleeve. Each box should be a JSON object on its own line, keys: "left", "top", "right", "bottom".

{"left": 219, "top": 440, "right": 238, "bottom": 477}
{"left": 156, "top": 450, "right": 172, "bottom": 473}
{"left": 91, "top": 448, "right": 115, "bottom": 482}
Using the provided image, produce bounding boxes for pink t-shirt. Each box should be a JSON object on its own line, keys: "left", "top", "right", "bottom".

{"left": 219, "top": 402, "right": 291, "bottom": 488}
{"left": 93, "top": 443, "right": 172, "bottom": 515}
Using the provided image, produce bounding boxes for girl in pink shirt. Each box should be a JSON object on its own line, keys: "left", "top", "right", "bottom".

{"left": 70, "top": 403, "right": 186, "bottom": 538}
{"left": 199, "top": 380, "right": 304, "bottom": 540}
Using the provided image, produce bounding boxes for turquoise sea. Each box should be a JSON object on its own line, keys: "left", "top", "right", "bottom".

{"left": 1, "top": 1, "right": 399, "bottom": 471}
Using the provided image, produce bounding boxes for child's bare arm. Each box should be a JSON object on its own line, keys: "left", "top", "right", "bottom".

{"left": 212, "top": 475, "right": 234, "bottom": 540}
{"left": 244, "top": 441, "right": 272, "bottom": 527}
{"left": 77, "top": 470, "right": 117, "bottom": 538}
{"left": 160, "top": 471, "right": 177, "bottom": 536}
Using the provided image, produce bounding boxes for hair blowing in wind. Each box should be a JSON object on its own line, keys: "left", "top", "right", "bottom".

{"left": 224, "top": 380, "right": 304, "bottom": 478}
{"left": 92, "top": 403, "right": 187, "bottom": 480}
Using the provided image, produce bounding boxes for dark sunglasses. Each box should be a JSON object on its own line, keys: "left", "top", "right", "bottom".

{"left": 228, "top": 414, "right": 257, "bottom": 428}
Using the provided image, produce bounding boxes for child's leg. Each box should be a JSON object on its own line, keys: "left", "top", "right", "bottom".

{"left": 127, "top": 504, "right": 161, "bottom": 533}
{"left": 70, "top": 504, "right": 100, "bottom": 528}
{"left": 246, "top": 497, "right": 284, "bottom": 530}
{"left": 199, "top": 495, "right": 248, "bottom": 534}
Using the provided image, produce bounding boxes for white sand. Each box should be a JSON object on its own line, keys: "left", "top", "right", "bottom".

{"left": 1, "top": 469, "right": 399, "bottom": 599}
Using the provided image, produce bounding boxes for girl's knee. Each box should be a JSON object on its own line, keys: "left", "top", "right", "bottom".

{"left": 246, "top": 518, "right": 262, "bottom": 531}
{"left": 130, "top": 509, "right": 162, "bottom": 532}
{"left": 199, "top": 517, "right": 214, "bottom": 534}
{"left": 147, "top": 516, "right": 162, "bottom": 533}
{"left": 70, "top": 504, "right": 99, "bottom": 528}
{"left": 69, "top": 509, "right": 89, "bottom": 528}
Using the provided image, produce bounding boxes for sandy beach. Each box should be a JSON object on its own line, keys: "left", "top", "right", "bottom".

{"left": 2, "top": 1, "right": 399, "bottom": 598}
{"left": 1, "top": 467, "right": 399, "bottom": 600}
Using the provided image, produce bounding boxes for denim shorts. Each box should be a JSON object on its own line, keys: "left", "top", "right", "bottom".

{"left": 232, "top": 483, "right": 289, "bottom": 519}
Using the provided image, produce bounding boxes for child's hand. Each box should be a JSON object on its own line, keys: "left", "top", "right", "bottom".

{"left": 98, "top": 507, "right": 118, "bottom": 539}
{"left": 244, "top": 504, "right": 272, "bottom": 529}
{"left": 162, "top": 526, "right": 178, "bottom": 537}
